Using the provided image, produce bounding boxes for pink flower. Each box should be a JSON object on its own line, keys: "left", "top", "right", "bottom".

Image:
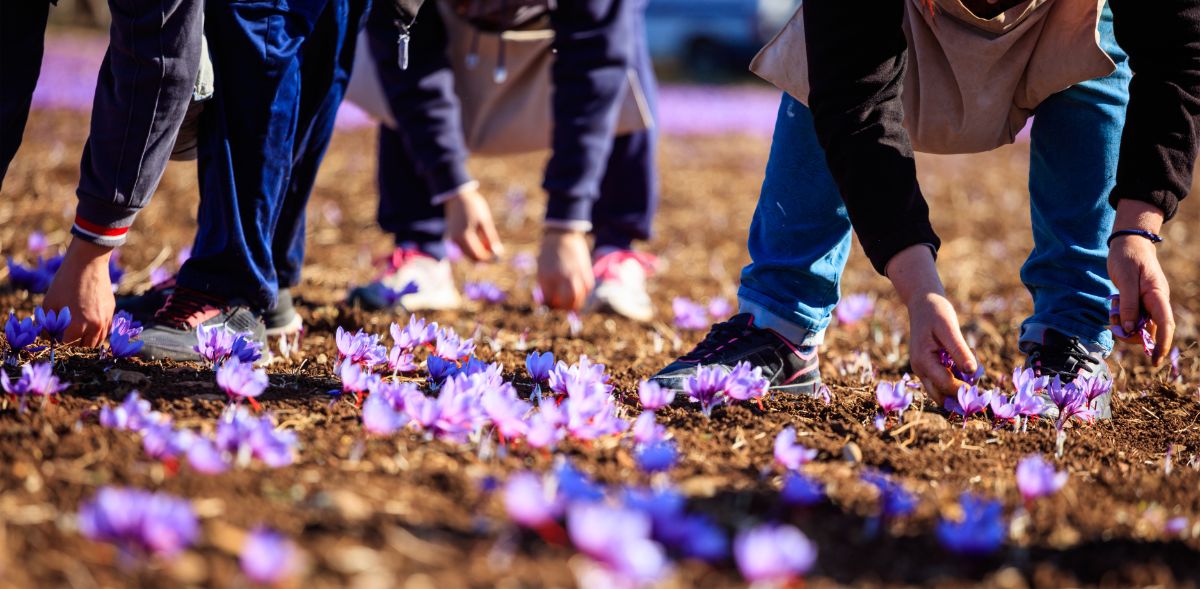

{"left": 774, "top": 426, "right": 817, "bottom": 471}
{"left": 637, "top": 380, "right": 675, "bottom": 411}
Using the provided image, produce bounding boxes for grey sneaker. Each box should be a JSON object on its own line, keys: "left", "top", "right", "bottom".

{"left": 1020, "top": 329, "right": 1113, "bottom": 420}
{"left": 651, "top": 313, "right": 822, "bottom": 397}
{"left": 138, "top": 288, "right": 266, "bottom": 362}
{"left": 119, "top": 280, "right": 302, "bottom": 336}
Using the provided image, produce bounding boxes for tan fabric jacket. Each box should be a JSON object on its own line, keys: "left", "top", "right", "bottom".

{"left": 750, "top": 0, "right": 1114, "bottom": 154}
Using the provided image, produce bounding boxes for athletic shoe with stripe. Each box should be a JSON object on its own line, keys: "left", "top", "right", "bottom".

{"left": 651, "top": 313, "right": 822, "bottom": 397}
{"left": 118, "top": 279, "right": 302, "bottom": 337}
{"left": 138, "top": 288, "right": 266, "bottom": 362}
{"left": 1020, "top": 328, "right": 1113, "bottom": 420}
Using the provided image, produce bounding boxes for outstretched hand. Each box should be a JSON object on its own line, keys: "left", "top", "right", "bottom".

{"left": 1108, "top": 200, "right": 1173, "bottom": 365}
{"left": 42, "top": 238, "right": 115, "bottom": 348}
{"left": 445, "top": 185, "right": 505, "bottom": 262}
{"left": 537, "top": 228, "right": 594, "bottom": 311}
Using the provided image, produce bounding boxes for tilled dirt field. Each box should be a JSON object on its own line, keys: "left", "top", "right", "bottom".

{"left": 2, "top": 109, "right": 1199, "bottom": 588}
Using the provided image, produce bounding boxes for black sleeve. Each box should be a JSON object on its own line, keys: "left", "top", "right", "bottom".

{"left": 1108, "top": 0, "right": 1200, "bottom": 220}
{"left": 803, "top": 0, "right": 939, "bottom": 275}
{"left": 366, "top": 0, "right": 473, "bottom": 200}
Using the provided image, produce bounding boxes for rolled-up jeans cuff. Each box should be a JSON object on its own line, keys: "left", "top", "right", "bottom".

{"left": 739, "top": 297, "right": 825, "bottom": 347}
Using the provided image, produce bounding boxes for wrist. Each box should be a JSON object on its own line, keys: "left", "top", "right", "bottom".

{"left": 1114, "top": 199, "right": 1165, "bottom": 233}
{"left": 67, "top": 236, "right": 115, "bottom": 262}
{"left": 886, "top": 244, "right": 944, "bottom": 306}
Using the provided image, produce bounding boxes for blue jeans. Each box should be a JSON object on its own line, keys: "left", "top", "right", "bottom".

{"left": 739, "top": 6, "right": 1130, "bottom": 353}
{"left": 180, "top": 0, "right": 367, "bottom": 308}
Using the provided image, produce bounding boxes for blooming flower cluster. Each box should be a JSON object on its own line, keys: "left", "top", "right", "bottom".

{"left": 4, "top": 312, "right": 40, "bottom": 354}
{"left": 941, "top": 367, "right": 1101, "bottom": 434}
{"left": 1016, "top": 454, "right": 1068, "bottom": 505}
{"left": 194, "top": 324, "right": 263, "bottom": 366}
{"left": 671, "top": 296, "right": 732, "bottom": 330}
{"left": 874, "top": 374, "right": 916, "bottom": 429}
{"left": 77, "top": 486, "right": 198, "bottom": 558}
{"left": 1, "top": 361, "right": 69, "bottom": 411}
{"left": 681, "top": 362, "right": 769, "bottom": 418}
{"left": 109, "top": 310, "right": 145, "bottom": 358}
{"left": 464, "top": 281, "right": 506, "bottom": 304}
{"left": 99, "top": 393, "right": 297, "bottom": 472}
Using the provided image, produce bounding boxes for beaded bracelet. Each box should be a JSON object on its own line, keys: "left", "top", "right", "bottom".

{"left": 1106, "top": 229, "right": 1164, "bottom": 247}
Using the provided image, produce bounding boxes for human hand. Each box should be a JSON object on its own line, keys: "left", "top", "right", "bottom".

{"left": 537, "top": 229, "right": 594, "bottom": 311}
{"left": 1108, "top": 199, "right": 1172, "bottom": 365}
{"left": 43, "top": 238, "right": 115, "bottom": 348}
{"left": 886, "top": 245, "right": 977, "bottom": 402}
{"left": 445, "top": 185, "right": 504, "bottom": 262}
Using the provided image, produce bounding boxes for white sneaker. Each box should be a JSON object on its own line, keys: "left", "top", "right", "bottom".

{"left": 587, "top": 248, "right": 656, "bottom": 322}
{"left": 347, "top": 248, "right": 462, "bottom": 311}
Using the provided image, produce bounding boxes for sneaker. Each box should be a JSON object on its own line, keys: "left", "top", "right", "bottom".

{"left": 586, "top": 248, "right": 656, "bottom": 322}
{"left": 119, "top": 279, "right": 302, "bottom": 336}
{"left": 138, "top": 288, "right": 266, "bottom": 362}
{"left": 1020, "top": 328, "right": 1113, "bottom": 420}
{"left": 347, "top": 247, "right": 461, "bottom": 311}
{"left": 651, "top": 313, "right": 822, "bottom": 397}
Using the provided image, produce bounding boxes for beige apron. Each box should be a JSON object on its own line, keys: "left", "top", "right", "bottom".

{"left": 345, "top": 3, "right": 653, "bottom": 156}
{"left": 750, "top": 0, "right": 1114, "bottom": 154}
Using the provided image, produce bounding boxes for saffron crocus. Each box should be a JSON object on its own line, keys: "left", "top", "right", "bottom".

{"left": 109, "top": 331, "right": 144, "bottom": 358}
{"left": 434, "top": 327, "right": 475, "bottom": 360}
{"left": 503, "top": 472, "right": 563, "bottom": 529}
{"left": 27, "top": 231, "right": 47, "bottom": 255}
{"left": 464, "top": 281, "right": 506, "bottom": 304}
{"left": 386, "top": 346, "right": 417, "bottom": 374}
{"left": 774, "top": 426, "right": 818, "bottom": 471}
{"left": 734, "top": 524, "right": 817, "bottom": 584}
{"left": 215, "top": 407, "right": 298, "bottom": 468}
{"left": 781, "top": 472, "right": 826, "bottom": 507}
{"left": 6, "top": 257, "right": 55, "bottom": 293}
{"left": 35, "top": 306, "right": 71, "bottom": 344}
{"left": 1049, "top": 377, "right": 1095, "bottom": 428}
{"left": 1, "top": 361, "right": 68, "bottom": 400}
{"left": 335, "top": 326, "right": 388, "bottom": 367}
{"left": 638, "top": 380, "right": 675, "bottom": 411}
{"left": 186, "top": 437, "right": 230, "bottom": 475}
{"left": 672, "top": 297, "right": 709, "bottom": 330}
{"left": 362, "top": 392, "right": 407, "bottom": 435}
{"left": 1075, "top": 374, "right": 1112, "bottom": 403}
{"left": 217, "top": 358, "right": 269, "bottom": 407}
{"left": 864, "top": 471, "right": 917, "bottom": 519}
{"left": 100, "top": 392, "right": 159, "bottom": 431}
{"left": 1016, "top": 455, "right": 1067, "bottom": 504}
{"left": 875, "top": 377, "right": 914, "bottom": 415}
{"left": 77, "top": 487, "right": 199, "bottom": 558}
{"left": 684, "top": 365, "right": 728, "bottom": 417}
{"left": 390, "top": 315, "right": 437, "bottom": 350}
{"left": 990, "top": 393, "right": 1020, "bottom": 423}
{"left": 481, "top": 382, "right": 531, "bottom": 441}
{"left": 636, "top": 440, "right": 678, "bottom": 473}
{"left": 567, "top": 502, "right": 670, "bottom": 585}
{"left": 230, "top": 335, "right": 263, "bottom": 364}
{"left": 707, "top": 297, "right": 733, "bottom": 320}
{"left": 1109, "top": 294, "right": 1154, "bottom": 355}
{"left": 632, "top": 411, "right": 666, "bottom": 445}
{"left": 5, "top": 313, "right": 38, "bottom": 353}
{"left": 525, "top": 350, "right": 555, "bottom": 382}
{"left": 1011, "top": 384, "right": 1046, "bottom": 420}
{"left": 241, "top": 527, "right": 298, "bottom": 585}
{"left": 938, "top": 349, "right": 983, "bottom": 384}
{"left": 835, "top": 293, "right": 874, "bottom": 325}
{"left": 426, "top": 355, "right": 459, "bottom": 384}
{"left": 724, "top": 361, "right": 769, "bottom": 403}
{"left": 936, "top": 493, "right": 1006, "bottom": 556}
{"left": 945, "top": 384, "right": 993, "bottom": 422}
{"left": 112, "top": 310, "right": 143, "bottom": 338}
{"left": 142, "top": 421, "right": 194, "bottom": 461}
{"left": 194, "top": 324, "right": 236, "bottom": 365}
{"left": 337, "top": 360, "right": 380, "bottom": 403}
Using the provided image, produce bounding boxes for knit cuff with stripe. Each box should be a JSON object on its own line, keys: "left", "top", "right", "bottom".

{"left": 71, "top": 197, "right": 138, "bottom": 247}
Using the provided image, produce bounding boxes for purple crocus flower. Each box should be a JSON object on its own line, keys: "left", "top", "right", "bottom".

{"left": 636, "top": 440, "right": 678, "bottom": 473}
{"left": 335, "top": 326, "right": 388, "bottom": 368}
{"left": 734, "top": 524, "right": 817, "bottom": 583}
{"left": 875, "top": 377, "right": 914, "bottom": 415}
{"left": 362, "top": 392, "right": 407, "bottom": 435}
{"left": 672, "top": 297, "right": 709, "bottom": 330}
{"left": 142, "top": 422, "right": 193, "bottom": 461}
{"left": 936, "top": 493, "right": 1006, "bottom": 556}
{"left": 512, "top": 251, "right": 537, "bottom": 274}
{"left": 1016, "top": 454, "right": 1067, "bottom": 503}
{"left": 525, "top": 350, "right": 555, "bottom": 382}
{"left": 27, "top": 231, "right": 48, "bottom": 255}
{"left": 781, "top": 472, "right": 826, "bottom": 507}
{"left": 6, "top": 257, "right": 54, "bottom": 293}
{"left": 5, "top": 313, "right": 39, "bottom": 353}
{"left": 567, "top": 502, "right": 670, "bottom": 585}
{"left": 944, "top": 384, "right": 993, "bottom": 421}
{"left": 112, "top": 310, "right": 143, "bottom": 338}
{"left": 426, "top": 355, "right": 459, "bottom": 384}
{"left": 186, "top": 437, "right": 230, "bottom": 475}
{"left": 1013, "top": 367, "right": 1048, "bottom": 396}
{"left": 835, "top": 293, "right": 874, "bottom": 325}
{"left": 481, "top": 382, "right": 531, "bottom": 441}
{"left": 938, "top": 349, "right": 984, "bottom": 384}
{"left": 864, "top": 471, "right": 917, "bottom": 519}
{"left": 774, "top": 426, "right": 818, "bottom": 471}
{"left": 1074, "top": 374, "right": 1112, "bottom": 403}
{"left": 215, "top": 407, "right": 298, "bottom": 468}
{"left": 683, "top": 365, "right": 728, "bottom": 418}
{"left": 504, "top": 472, "right": 563, "bottom": 529}
{"left": 109, "top": 331, "right": 144, "bottom": 359}
{"left": 434, "top": 327, "right": 475, "bottom": 360}
{"left": 724, "top": 361, "right": 769, "bottom": 402}
{"left": 1048, "top": 377, "right": 1095, "bottom": 428}
{"left": 241, "top": 527, "right": 297, "bottom": 585}
{"left": 77, "top": 487, "right": 199, "bottom": 558}
{"left": 464, "top": 281, "right": 507, "bottom": 304}
{"left": 632, "top": 411, "right": 666, "bottom": 445}
{"left": 35, "top": 306, "right": 71, "bottom": 344}
{"left": 707, "top": 297, "right": 733, "bottom": 320}
{"left": 217, "top": 358, "right": 269, "bottom": 406}
{"left": 2, "top": 361, "right": 68, "bottom": 400}
{"left": 1011, "top": 384, "right": 1046, "bottom": 419}
{"left": 990, "top": 393, "right": 1020, "bottom": 422}
{"left": 637, "top": 380, "right": 675, "bottom": 411}
{"left": 230, "top": 335, "right": 263, "bottom": 364}
{"left": 390, "top": 315, "right": 438, "bottom": 351}
{"left": 194, "top": 324, "right": 236, "bottom": 365}
{"left": 337, "top": 360, "right": 380, "bottom": 401}
{"left": 100, "top": 392, "right": 159, "bottom": 431}
{"left": 380, "top": 280, "right": 419, "bottom": 307}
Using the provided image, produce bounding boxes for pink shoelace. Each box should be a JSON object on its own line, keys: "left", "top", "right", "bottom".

{"left": 592, "top": 250, "right": 658, "bottom": 282}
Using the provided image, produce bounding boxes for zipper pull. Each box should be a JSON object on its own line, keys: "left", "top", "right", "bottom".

{"left": 397, "top": 30, "right": 410, "bottom": 70}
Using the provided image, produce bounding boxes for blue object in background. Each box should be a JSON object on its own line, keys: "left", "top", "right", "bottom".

{"left": 645, "top": 0, "right": 798, "bottom": 77}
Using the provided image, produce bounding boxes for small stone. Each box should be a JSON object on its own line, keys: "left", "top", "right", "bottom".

{"left": 842, "top": 441, "right": 862, "bottom": 463}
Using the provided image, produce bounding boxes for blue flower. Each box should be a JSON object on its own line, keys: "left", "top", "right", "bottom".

{"left": 636, "top": 440, "right": 679, "bottom": 473}
{"left": 781, "top": 472, "right": 826, "bottom": 507}
{"left": 109, "top": 331, "right": 144, "bottom": 358}
{"left": 937, "top": 493, "right": 1006, "bottom": 556}
{"left": 35, "top": 306, "right": 71, "bottom": 344}
{"left": 863, "top": 471, "right": 917, "bottom": 518}
{"left": 5, "top": 313, "right": 39, "bottom": 352}
{"left": 525, "top": 350, "right": 555, "bottom": 382}
{"left": 426, "top": 355, "right": 459, "bottom": 383}
{"left": 554, "top": 460, "right": 605, "bottom": 502}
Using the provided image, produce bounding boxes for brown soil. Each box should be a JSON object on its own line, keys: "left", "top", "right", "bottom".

{"left": 1, "top": 109, "right": 1199, "bottom": 589}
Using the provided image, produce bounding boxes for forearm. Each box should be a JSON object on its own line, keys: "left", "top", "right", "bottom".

{"left": 543, "top": 0, "right": 631, "bottom": 228}
{"left": 1108, "top": 0, "right": 1200, "bottom": 220}
{"left": 803, "top": 0, "right": 938, "bottom": 275}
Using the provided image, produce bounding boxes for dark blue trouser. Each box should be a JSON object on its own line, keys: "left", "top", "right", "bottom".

{"left": 374, "top": 0, "right": 659, "bottom": 257}
{"left": 0, "top": 0, "right": 52, "bottom": 188}
{"left": 181, "top": 0, "right": 368, "bottom": 309}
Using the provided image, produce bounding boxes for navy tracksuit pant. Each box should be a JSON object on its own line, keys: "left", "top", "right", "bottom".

{"left": 179, "top": 0, "right": 368, "bottom": 309}
{"left": 370, "top": 0, "right": 658, "bottom": 257}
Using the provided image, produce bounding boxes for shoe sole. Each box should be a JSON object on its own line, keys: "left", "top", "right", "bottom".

{"left": 586, "top": 295, "right": 654, "bottom": 323}
{"left": 264, "top": 313, "right": 304, "bottom": 337}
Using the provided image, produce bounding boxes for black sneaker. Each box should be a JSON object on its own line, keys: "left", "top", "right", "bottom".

{"left": 1020, "top": 328, "right": 1113, "bottom": 420}
{"left": 138, "top": 288, "right": 266, "bottom": 362}
{"left": 119, "top": 280, "right": 302, "bottom": 336}
{"left": 651, "top": 313, "right": 822, "bottom": 396}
